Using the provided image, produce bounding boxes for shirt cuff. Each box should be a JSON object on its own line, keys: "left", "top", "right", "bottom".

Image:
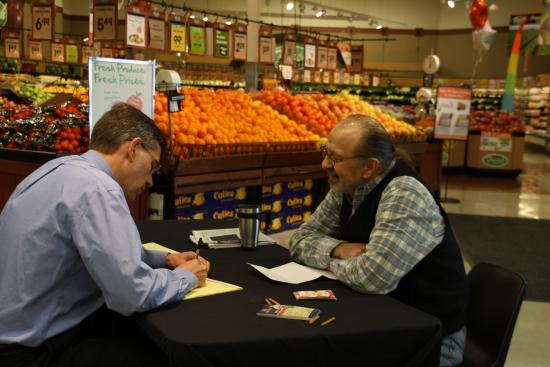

{"left": 172, "top": 267, "right": 199, "bottom": 293}
{"left": 144, "top": 249, "right": 170, "bottom": 269}
{"left": 318, "top": 238, "right": 346, "bottom": 267}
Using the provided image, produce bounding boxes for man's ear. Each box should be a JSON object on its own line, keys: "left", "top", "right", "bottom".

{"left": 361, "top": 158, "right": 381, "bottom": 181}
{"left": 126, "top": 138, "right": 141, "bottom": 162}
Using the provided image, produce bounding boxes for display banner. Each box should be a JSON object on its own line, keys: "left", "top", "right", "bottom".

{"left": 233, "top": 24, "right": 247, "bottom": 60}
{"left": 189, "top": 22, "right": 206, "bottom": 55}
{"left": 28, "top": 39, "right": 43, "bottom": 61}
{"left": 89, "top": 57, "right": 155, "bottom": 133}
{"left": 327, "top": 46, "right": 337, "bottom": 70}
{"left": 214, "top": 23, "right": 229, "bottom": 57}
{"left": 258, "top": 25, "right": 273, "bottom": 64}
{"left": 317, "top": 41, "right": 327, "bottom": 69}
{"left": 65, "top": 41, "right": 78, "bottom": 64}
{"left": 126, "top": 6, "right": 146, "bottom": 48}
{"left": 4, "top": 36, "right": 20, "bottom": 58}
{"left": 283, "top": 34, "right": 296, "bottom": 65}
{"left": 169, "top": 16, "right": 186, "bottom": 53}
{"left": 304, "top": 37, "right": 316, "bottom": 68}
{"left": 337, "top": 41, "right": 352, "bottom": 72}
{"left": 81, "top": 45, "right": 95, "bottom": 64}
{"left": 508, "top": 13, "right": 550, "bottom": 56}
{"left": 480, "top": 132, "right": 513, "bottom": 152}
{"left": 351, "top": 46, "right": 363, "bottom": 73}
{"left": 32, "top": 1, "right": 53, "bottom": 40}
{"left": 94, "top": 3, "right": 116, "bottom": 40}
{"left": 434, "top": 86, "right": 472, "bottom": 140}
{"left": 51, "top": 40, "right": 64, "bottom": 62}
{"left": 148, "top": 11, "right": 165, "bottom": 51}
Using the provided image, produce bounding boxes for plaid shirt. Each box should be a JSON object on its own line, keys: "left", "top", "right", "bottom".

{"left": 289, "top": 160, "right": 445, "bottom": 294}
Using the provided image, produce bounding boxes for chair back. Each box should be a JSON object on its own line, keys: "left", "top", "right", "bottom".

{"left": 461, "top": 262, "right": 526, "bottom": 367}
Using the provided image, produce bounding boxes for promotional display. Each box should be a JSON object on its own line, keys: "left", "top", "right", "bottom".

{"left": 434, "top": 87, "right": 472, "bottom": 140}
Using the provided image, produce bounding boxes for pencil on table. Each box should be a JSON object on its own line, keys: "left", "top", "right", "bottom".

{"left": 265, "top": 298, "right": 272, "bottom": 305}
{"left": 268, "top": 297, "right": 279, "bottom": 305}
{"left": 321, "top": 316, "right": 336, "bottom": 326}
{"left": 308, "top": 315, "right": 320, "bottom": 325}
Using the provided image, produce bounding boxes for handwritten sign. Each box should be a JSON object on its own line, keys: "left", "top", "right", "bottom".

{"left": 28, "top": 40, "right": 43, "bottom": 61}
{"left": 170, "top": 22, "right": 186, "bottom": 52}
{"left": 94, "top": 5, "right": 116, "bottom": 40}
{"left": 32, "top": 5, "right": 53, "bottom": 40}
{"left": 51, "top": 42, "right": 64, "bottom": 62}
{"left": 89, "top": 57, "right": 155, "bottom": 132}
{"left": 148, "top": 17, "right": 165, "bottom": 50}
{"left": 4, "top": 38, "right": 20, "bottom": 59}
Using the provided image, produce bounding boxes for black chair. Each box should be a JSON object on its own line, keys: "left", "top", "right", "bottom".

{"left": 461, "top": 262, "right": 527, "bottom": 367}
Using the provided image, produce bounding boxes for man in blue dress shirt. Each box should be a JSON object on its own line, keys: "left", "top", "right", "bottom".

{"left": 0, "top": 102, "right": 210, "bottom": 366}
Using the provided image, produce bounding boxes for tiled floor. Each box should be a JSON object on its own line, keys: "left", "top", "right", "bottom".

{"left": 272, "top": 144, "right": 550, "bottom": 366}
{"left": 441, "top": 145, "right": 550, "bottom": 367}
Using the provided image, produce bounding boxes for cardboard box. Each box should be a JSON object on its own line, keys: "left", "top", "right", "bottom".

{"left": 174, "top": 187, "right": 247, "bottom": 210}
{"left": 466, "top": 134, "right": 524, "bottom": 170}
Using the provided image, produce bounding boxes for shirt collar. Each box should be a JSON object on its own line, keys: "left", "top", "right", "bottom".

{"left": 348, "top": 158, "right": 396, "bottom": 206}
{"left": 82, "top": 150, "right": 114, "bottom": 178}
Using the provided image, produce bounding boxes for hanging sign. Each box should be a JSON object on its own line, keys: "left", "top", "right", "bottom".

{"left": 51, "top": 40, "right": 64, "bottom": 62}
{"left": 126, "top": 5, "right": 146, "bottom": 48}
{"left": 304, "top": 37, "right": 316, "bottom": 68}
{"left": 480, "top": 132, "right": 513, "bottom": 152}
{"left": 317, "top": 40, "right": 328, "bottom": 69}
{"left": 434, "top": 87, "right": 472, "bottom": 140}
{"left": 233, "top": 24, "right": 247, "bottom": 60}
{"left": 214, "top": 23, "right": 229, "bottom": 58}
{"left": 94, "top": 2, "right": 117, "bottom": 41}
{"left": 169, "top": 15, "right": 186, "bottom": 53}
{"left": 333, "top": 70, "right": 341, "bottom": 84}
{"left": 313, "top": 70, "right": 321, "bottom": 83}
{"left": 32, "top": 1, "right": 53, "bottom": 40}
{"left": 28, "top": 40, "right": 43, "bottom": 61}
{"left": 89, "top": 57, "right": 155, "bottom": 133}
{"left": 337, "top": 41, "right": 352, "bottom": 72}
{"left": 283, "top": 34, "right": 296, "bottom": 65}
{"left": 258, "top": 25, "right": 273, "bottom": 64}
{"left": 101, "top": 45, "right": 114, "bottom": 58}
{"left": 65, "top": 40, "right": 79, "bottom": 64}
{"left": 303, "top": 69, "right": 312, "bottom": 83}
{"left": 4, "top": 37, "right": 20, "bottom": 59}
{"left": 148, "top": 10, "right": 165, "bottom": 51}
{"left": 353, "top": 74, "right": 362, "bottom": 85}
{"left": 327, "top": 41, "right": 337, "bottom": 70}
{"left": 322, "top": 71, "right": 331, "bottom": 84}
{"left": 81, "top": 45, "right": 95, "bottom": 64}
{"left": 189, "top": 20, "right": 206, "bottom": 55}
{"left": 351, "top": 46, "right": 363, "bottom": 73}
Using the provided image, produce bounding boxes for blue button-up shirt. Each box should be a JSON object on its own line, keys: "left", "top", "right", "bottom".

{"left": 0, "top": 150, "right": 197, "bottom": 346}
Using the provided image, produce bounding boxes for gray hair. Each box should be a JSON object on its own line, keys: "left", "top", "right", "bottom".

{"left": 90, "top": 102, "right": 166, "bottom": 156}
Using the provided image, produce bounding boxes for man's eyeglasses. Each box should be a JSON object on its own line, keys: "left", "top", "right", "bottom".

{"left": 320, "top": 145, "right": 366, "bottom": 167}
{"left": 140, "top": 144, "right": 162, "bottom": 175}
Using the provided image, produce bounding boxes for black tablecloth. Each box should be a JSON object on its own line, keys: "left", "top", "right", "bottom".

{"left": 136, "top": 220, "right": 442, "bottom": 367}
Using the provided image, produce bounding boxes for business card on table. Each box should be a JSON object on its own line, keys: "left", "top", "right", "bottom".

{"left": 256, "top": 304, "right": 321, "bottom": 321}
{"left": 294, "top": 289, "right": 337, "bottom": 301}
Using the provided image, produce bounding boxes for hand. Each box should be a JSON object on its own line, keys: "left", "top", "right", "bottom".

{"left": 330, "top": 243, "right": 366, "bottom": 260}
{"left": 166, "top": 251, "right": 199, "bottom": 269}
{"left": 177, "top": 258, "right": 210, "bottom": 287}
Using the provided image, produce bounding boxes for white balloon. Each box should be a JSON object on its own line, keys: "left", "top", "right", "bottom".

{"left": 473, "top": 20, "right": 497, "bottom": 52}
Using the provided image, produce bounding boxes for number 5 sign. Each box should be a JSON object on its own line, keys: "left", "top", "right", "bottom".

{"left": 32, "top": 0, "right": 54, "bottom": 40}
{"left": 94, "top": 1, "right": 117, "bottom": 40}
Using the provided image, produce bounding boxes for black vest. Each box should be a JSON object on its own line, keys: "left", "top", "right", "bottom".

{"left": 338, "top": 160, "right": 468, "bottom": 335}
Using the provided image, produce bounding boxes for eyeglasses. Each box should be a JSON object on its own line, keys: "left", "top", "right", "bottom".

{"left": 320, "top": 145, "right": 366, "bottom": 167}
{"left": 140, "top": 144, "right": 162, "bottom": 175}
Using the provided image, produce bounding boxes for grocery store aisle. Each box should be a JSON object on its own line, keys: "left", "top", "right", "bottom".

{"left": 271, "top": 145, "right": 550, "bottom": 366}
{"left": 442, "top": 144, "right": 550, "bottom": 367}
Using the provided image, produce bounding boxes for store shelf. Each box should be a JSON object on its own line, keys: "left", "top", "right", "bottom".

{"left": 525, "top": 130, "right": 548, "bottom": 147}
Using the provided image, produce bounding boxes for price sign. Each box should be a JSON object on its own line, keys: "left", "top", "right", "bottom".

{"left": 101, "top": 47, "right": 114, "bottom": 57}
{"left": 353, "top": 74, "right": 362, "bottom": 85}
{"left": 233, "top": 32, "right": 247, "bottom": 60}
{"left": 94, "top": 5, "right": 116, "bottom": 40}
{"left": 170, "top": 22, "right": 186, "bottom": 52}
{"left": 4, "top": 38, "right": 20, "bottom": 59}
{"left": 189, "top": 25, "right": 205, "bottom": 55}
{"left": 32, "top": 5, "right": 53, "bottom": 40}
{"left": 81, "top": 46, "right": 95, "bottom": 64}
{"left": 317, "top": 46, "right": 327, "bottom": 69}
{"left": 66, "top": 44, "right": 79, "bottom": 64}
{"left": 148, "top": 17, "right": 166, "bottom": 50}
{"left": 283, "top": 40, "right": 295, "bottom": 65}
{"left": 126, "top": 12, "right": 146, "bottom": 47}
{"left": 259, "top": 36, "right": 272, "bottom": 64}
{"left": 333, "top": 70, "right": 340, "bottom": 85}
{"left": 28, "top": 40, "right": 43, "bottom": 61}
{"left": 303, "top": 69, "right": 311, "bottom": 83}
{"left": 214, "top": 28, "right": 229, "bottom": 57}
{"left": 327, "top": 48, "right": 337, "bottom": 70}
{"left": 322, "top": 71, "right": 330, "bottom": 84}
{"left": 51, "top": 42, "right": 64, "bottom": 62}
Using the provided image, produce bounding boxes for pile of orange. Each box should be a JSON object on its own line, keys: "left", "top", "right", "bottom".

{"left": 154, "top": 89, "right": 319, "bottom": 158}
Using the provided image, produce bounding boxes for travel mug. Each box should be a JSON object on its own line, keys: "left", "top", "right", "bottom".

{"left": 236, "top": 204, "right": 261, "bottom": 250}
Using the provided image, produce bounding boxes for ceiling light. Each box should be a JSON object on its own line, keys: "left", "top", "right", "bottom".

{"left": 202, "top": 14, "right": 209, "bottom": 22}
{"left": 225, "top": 18, "right": 233, "bottom": 25}
{"left": 285, "top": 1, "right": 294, "bottom": 10}
{"left": 315, "top": 9, "right": 325, "bottom": 17}
{"left": 189, "top": 14, "right": 196, "bottom": 19}
{"left": 376, "top": 24, "right": 383, "bottom": 29}
{"left": 447, "top": 0, "right": 455, "bottom": 8}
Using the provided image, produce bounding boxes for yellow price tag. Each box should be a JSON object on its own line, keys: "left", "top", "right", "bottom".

{"left": 170, "top": 22, "right": 186, "bottom": 52}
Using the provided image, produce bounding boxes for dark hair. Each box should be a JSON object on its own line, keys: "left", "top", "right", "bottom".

{"left": 335, "top": 114, "right": 395, "bottom": 171}
{"left": 90, "top": 102, "right": 166, "bottom": 156}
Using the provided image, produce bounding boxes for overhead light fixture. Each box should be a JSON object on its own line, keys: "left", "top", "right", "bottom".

{"left": 315, "top": 8, "right": 326, "bottom": 17}
{"left": 225, "top": 18, "right": 233, "bottom": 25}
{"left": 376, "top": 24, "right": 383, "bottom": 29}
{"left": 447, "top": 0, "right": 455, "bottom": 8}
{"left": 285, "top": 1, "right": 294, "bottom": 11}
{"left": 189, "top": 14, "right": 196, "bottom": 19}
{"left": 202, "top": 14, "right": 209, "bottom": 22}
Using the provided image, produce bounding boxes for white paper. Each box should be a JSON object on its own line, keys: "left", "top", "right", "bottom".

{"left": 247, "top": 262, "right": 337, "bottom": 284}
{"left": 190, "top": 228, "right": 275, "bottom": 249}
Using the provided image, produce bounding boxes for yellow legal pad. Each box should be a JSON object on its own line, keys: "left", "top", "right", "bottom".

{"left": 142, "top": 242, "right": 243, "bottom": 300}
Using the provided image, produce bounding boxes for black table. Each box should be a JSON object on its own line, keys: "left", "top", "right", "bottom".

{"left": 136, "top": 220, "right": 442, "bottom": 367}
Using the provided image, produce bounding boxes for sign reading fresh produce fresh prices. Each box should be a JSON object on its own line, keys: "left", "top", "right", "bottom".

{"left": 189, "top": 24, "right": 206, "bottom": 55}
{"left": 89, "top": 57, "right": 155, "bottom": 133}
{"left": 214, "top": 25, "right": 229, "bottom": 58}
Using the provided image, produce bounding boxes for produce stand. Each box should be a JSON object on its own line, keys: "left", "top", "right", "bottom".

{"left": 465, "top": 132, "right": 525, "bottom": 176}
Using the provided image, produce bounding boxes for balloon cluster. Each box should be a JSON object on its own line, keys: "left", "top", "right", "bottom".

{"left": 470, "top": 0, "right": 496, "bottom": 52}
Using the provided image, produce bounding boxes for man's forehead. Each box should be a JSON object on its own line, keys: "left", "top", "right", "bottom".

{"left": 328, "top": 127, "right": 361, "bottom": 153}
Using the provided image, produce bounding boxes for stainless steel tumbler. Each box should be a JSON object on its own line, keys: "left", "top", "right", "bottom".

{"left": 236, "top": 205, "right": 261, "bottom": 250}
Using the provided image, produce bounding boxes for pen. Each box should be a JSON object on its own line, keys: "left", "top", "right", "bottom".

{"left": 268, "top": 297, "right": 280, "bottom": 305}
{"left": 265, "top": 298, "right": 272, "bottom": 305}
{"left": 308, "top": 315, "right": 320, "bottom": 325}
{"left": 321, "top": 316, "right": 336, "bottom": 327}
